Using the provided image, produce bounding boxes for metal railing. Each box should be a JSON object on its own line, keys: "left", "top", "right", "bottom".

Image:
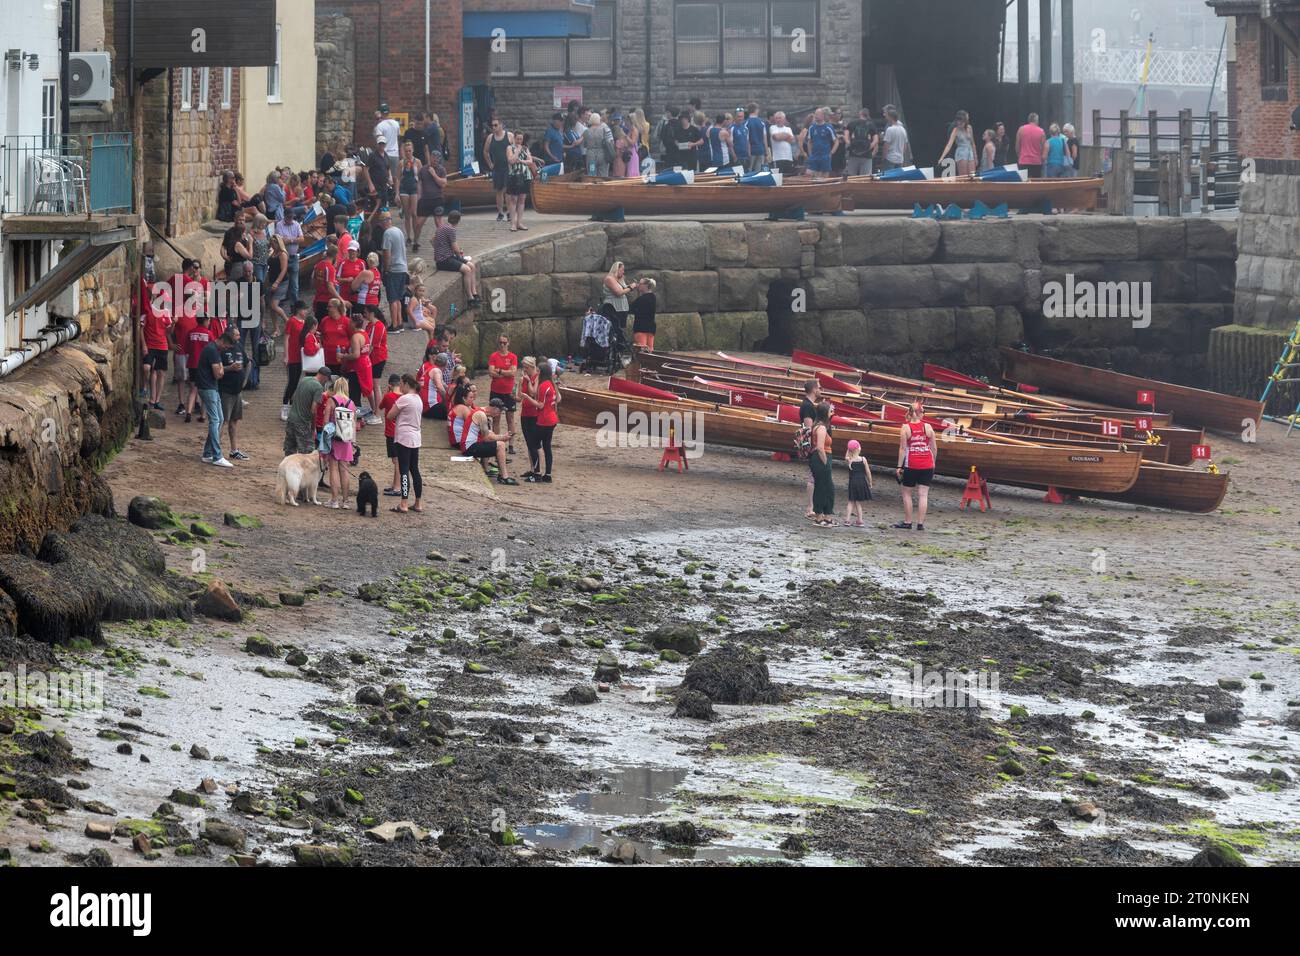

{"left": 1001, "top": 44, "right": 1227, "bottom": 89}
{"left": 0, "top": 133, "right": 134, "bottom": 216}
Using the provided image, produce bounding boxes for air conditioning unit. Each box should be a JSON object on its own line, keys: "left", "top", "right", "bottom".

{"left": 68, "top": 52, "right": 113, "bottom": 104}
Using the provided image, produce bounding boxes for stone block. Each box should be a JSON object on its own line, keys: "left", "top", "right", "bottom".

{"left": 864, "top": 309, "right": 914, "bottom": 354}
{"left": 701, "top": 312, "right": 749, "bottom": 350}
{"left": 532, "top": 318, "right": 568, "bottom": 361}
{"left": 480, "top": 274, "right": 552, "bottom": 318}
{"left": 954, "top": 307, "right": 998, "bottom": 349}
{"left": 552, "top": 273, "right": 596, "bottom": 314}
{"left": 1184, "top": 218, "right": 1236, "bottom": 260}
{"left": 940, "top": 220, "right": 1018, "bottom": 262}
{"left": 654, "top": 313, "right": 705, "bottom": 351}
{"left": 906, "top": 308, "right": 957, "bottom": 351}
{"left": 1135, "top": 218, "right": 1186, "bottom": 259}
{"left": 858, "top": 265, "right": 938, "bottom": 308}
{"left": 995, "top": 306, "right": 1025, "bottom": 344}
{"left": 744, "top": 222, "right": 804, "bottom": 267}
{"left": 976, "top": 263, "right": 1024, "bottom": 306}
{"left": 552, "top": 229, "right": 609, "bottom": 273}
{"left": 717, "top": 268, "right": 778, "bottom": 311}
{"left": 838, "top": 218, "right": 940, "bottom": 265}
{"left": 479, "top": 252, "right": 522, "bottom": 278}
{"left": 1039, "top": 218, "right": 1139, "bottom": 261}
{"left": 806, "top": 267, "right": 861, "bottom": 310}
{"left": 643, "top": 222, "right": 709, "bottom": 271}
{"left": 929, "top": 263, "right": 979, "bottom": 306}
{"left": 519, "top": 241, "right": 555, "bottom": 275}
{"left": 663, "top": 271, "right": 719, "bottom": 314}
{"left": 704, "top": 223, "right": 749, "bottom": 266}
{"left": 819, "top": 310, "right": 873, "bottom": 354}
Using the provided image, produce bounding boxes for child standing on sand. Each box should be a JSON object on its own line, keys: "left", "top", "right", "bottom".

{"left": 845, "top": 439, "right": 873, "bottom": 526}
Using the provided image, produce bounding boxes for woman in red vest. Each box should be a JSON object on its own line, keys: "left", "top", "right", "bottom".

{"left": 895, "top": 401, "right": 937, "bottom": 531}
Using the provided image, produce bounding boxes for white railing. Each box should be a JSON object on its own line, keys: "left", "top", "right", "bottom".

{"left": 1001, "top": 45, "right": 1227, "bottom": 89}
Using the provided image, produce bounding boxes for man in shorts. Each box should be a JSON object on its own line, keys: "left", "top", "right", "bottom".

{"left": 433, "top": 212, "right": 480, "bottom": 306}
{"left": 378, "top": 210, "right": 408, "bottom": 332}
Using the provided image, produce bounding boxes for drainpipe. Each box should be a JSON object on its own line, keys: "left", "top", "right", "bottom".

{"left": 0, "top": 319, "right": 82, "bottom": 379}
{"left": 165, "top": 68, "right": 174, "bottom": 236}
{"left": 645, "top": 1, "right": 653, "bottom": 113}
{"left": 425, "top": 0, "right": 430, "bottom": 112}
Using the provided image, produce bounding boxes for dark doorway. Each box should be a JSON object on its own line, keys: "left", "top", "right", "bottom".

{"left": 763, "top": 279, "right": 800, "bottom": 354}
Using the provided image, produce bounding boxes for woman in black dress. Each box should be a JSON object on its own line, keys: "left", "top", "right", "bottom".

{"left": 810, "top": 402, "right": 836, "bottom": 527}
{"left": 415, "top": 157, "right": 447, "bottom": 247}
{"left": 629, "top": 277, "right": 658, "bottom": 350}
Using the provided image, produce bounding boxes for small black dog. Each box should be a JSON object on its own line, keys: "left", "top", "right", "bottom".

{"left": 356, "top": 472, "right": 379, "bottom": 517}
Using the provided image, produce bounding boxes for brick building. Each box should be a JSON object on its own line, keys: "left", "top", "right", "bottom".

{"left": 1206, "top": 2, "right": 1298, "bottom": 331}
{"left": 1204, "top": 1, "right": 1298, "bottom": 412}
{"left": 141, "top": 65, "right": 243, "bottom": 237}
{"left": 314, "top": 1, "right": 1011, "bottom": 171}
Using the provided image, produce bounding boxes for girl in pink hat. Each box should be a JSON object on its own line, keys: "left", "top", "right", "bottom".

{"left": 845, "top": 439, "right": 872, "bottom": 527}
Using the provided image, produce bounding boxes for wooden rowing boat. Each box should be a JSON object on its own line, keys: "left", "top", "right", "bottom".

{"left": 443, "top": 169, "right": 581, "bottom": 209}
{"left": 633, "top": 373, "right": 1169, "bottom": 462}
{"left": 558, "top": 386, "right": 1143, "bottom": 494}
{"left": 1060, "top": 462, "right": 1229, "bottom": 514}
{"left": 530, "top": 177, "right": 847, "bottom": 216}
{"left": 839, "top": 176, "right": 1103, "bottom": 211}
{"left": 1000, "top": 348, "right": 1264, "bottom": 433}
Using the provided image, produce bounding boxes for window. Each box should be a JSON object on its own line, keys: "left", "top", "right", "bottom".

{"left": 522, "top": 38, "right": 567, "bottom": 76}
{"left": 1261, "top": 24, "right": 1289, "bottom": 94}
{"left": 221, "top": 67, "right": 232, "bottom": 109}
{"left": 41, "top": 81, "right": 58, "bottom": 149}
{"left": 490, "top": 39, "right": 522, "bottom": 77}
{"left": 675, "top": 1, "right": 818, "bottom": 77}
{"left": 198, "top": 68, "right": 209, "bottom": 110}
{"left": 489, "top": 2, "right": 616, "bottom": 78}
{"left": 771, "top": 1, "right": 817, "bottom": 73}
{"left": 676, "top": 4, "right": 721, "bottom": 75}
{"left": 570, "top": 2, "right": 615, "bottom": 76}
{"left": 180, "top": 67, "right": 192, "bottom": 110}
{"left": 267, "top": 23, "right": 282, "bottom": 102}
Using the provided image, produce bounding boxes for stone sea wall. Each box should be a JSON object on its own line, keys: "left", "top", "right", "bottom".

{"left": 453, "top": 216, "right": 1236, "bottom": 384}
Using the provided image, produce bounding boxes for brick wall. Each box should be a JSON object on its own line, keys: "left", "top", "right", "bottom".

{"left": 318, "top": 0, "right": 465, "bottom": 151}
{"left": 486, "top": 0, "right": 863, "bottom": 146}
{"left": 1226, "top": 17, "right": 1299, "bottom": 162}
{"left": 141, "top": 67, "right": 242, "bottom": 237}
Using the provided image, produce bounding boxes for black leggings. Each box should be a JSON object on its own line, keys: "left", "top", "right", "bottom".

{"left": 535, "top": 424, "right": 555, "bottom": 476}
{"left": 522, "top": 417, "right": 540, "bottom": 473}
{"left": 396, "top": 444, "right": 422, "bottom": 501}
{"left": 282, "top": 363, "right": 302, "bottom": 404}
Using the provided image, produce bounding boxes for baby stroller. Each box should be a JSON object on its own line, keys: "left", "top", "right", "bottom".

{"left": 579, "top": 306, "right": 628, "bottom": 374}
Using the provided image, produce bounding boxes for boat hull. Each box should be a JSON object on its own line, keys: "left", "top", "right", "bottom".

{"left": 558, "top": 387, "right": 1142, "bottom": 494}
{"left": 840, "top": 176, "right": 1102, "bottom": 211}
{"left": 1062, "top": 463, "right": 1229, "bottom": 514}
{"left": 1001, "top": 348, "right": 1264, "bottom": 433}
{"left": 531, "top": 179, "right": 846, "bottom": 216}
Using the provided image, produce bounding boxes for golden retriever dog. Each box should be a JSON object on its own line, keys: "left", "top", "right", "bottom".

{"left": 275, "top": 453, "right": 324, "bottom": 507}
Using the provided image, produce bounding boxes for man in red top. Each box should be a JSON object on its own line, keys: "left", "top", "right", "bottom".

{"left": 487, "top": 332, "right": 519, "bottom": 453}
{"left": 281, "top": 300, "right": 310, "bottom": 421}
{"left": 184, "top": 315, "right": 216, "bottom": 422}
{"left": 313, "top": 237, "right": 341, "bottom": 319}
{"left": 169, "top": 263, "right": 201, "bottom": 415}
{"left": 332, "top": 213, "right": 354, "bottom": 269}
{"left": 1015, "top": 112, "right": 1046, "bottom": 180}
{"left": 141, "top": 275, "right": 172, "bottom": 410}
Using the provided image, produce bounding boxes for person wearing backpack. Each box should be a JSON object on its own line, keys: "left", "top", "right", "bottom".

{"left": 323, "top": 375, "right": 357, "bottom": 509}
{"left": 798, "top": 379, "right": 822, "bottom": 519}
